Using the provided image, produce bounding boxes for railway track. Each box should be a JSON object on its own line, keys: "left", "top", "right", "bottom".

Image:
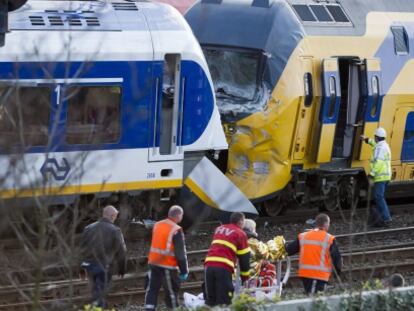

{"left": 3, "top": 225, "right": 414, "bottom": 285}
{"left": 1, "top": 203, "right": 412, "bottom": 251}
{"left": 1, "top": 205, "right": 414, "bottom": 309}
{"left": 2, "top": 249, "right": 414, "bottom": 310}
{"left": 2, "top": 225, "right": 414, "bottom": 310}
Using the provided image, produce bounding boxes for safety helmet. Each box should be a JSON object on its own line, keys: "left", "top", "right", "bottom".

{"left": 375, "top": 127, "right": 387, "bottom": 138}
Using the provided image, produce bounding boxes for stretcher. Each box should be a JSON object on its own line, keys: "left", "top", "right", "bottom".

{"left": 236, "top": 257, "right": 291, "bottom": 299}
{"left": 183, "top": 257, "right": 291, "bottom": 307}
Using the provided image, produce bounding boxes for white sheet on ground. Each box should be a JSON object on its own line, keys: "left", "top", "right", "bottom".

{"left": 184, "top": 292, "right": 205, "bottom": 308}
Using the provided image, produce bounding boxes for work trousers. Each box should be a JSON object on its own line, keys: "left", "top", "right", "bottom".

{"left": 83, "top": 262, "right": 112, "bottom": 308}
{"left": 374, "top": 181, "right": 391, "bottom": 222}
{"left": 302, "top": 278, "right": 327, "bottom": 295}
{"left": 204, "top": 266, "right": 234, "bottom": 306}
{"left": 144, "top": 265, "right": 180, "bottom": 310}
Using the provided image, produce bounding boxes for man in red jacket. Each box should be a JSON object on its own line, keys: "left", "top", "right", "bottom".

{"left": 204, "top": 212, "right": 251, "bottom": 306}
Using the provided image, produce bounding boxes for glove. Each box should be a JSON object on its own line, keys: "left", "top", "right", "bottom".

{"left": 179, "top": 273, "right": 188, "bottom": 281}
{"left": 368, "top": 175, "right": 375, "bottom": 185}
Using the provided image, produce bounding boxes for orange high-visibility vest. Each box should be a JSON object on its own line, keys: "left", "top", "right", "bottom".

{"left": 148, "top": 219, "right": 181, "bottom": 269}
{"left": 298, "top": 229, "right": 335, "bottom": 282}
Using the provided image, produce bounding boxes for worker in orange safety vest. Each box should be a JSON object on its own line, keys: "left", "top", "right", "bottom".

{"left": 204, "top": 212, "right": 251, "bottom": 306}
{"left": 144, "top": 205, "right": 188, "bottom": 310}
{"left": 285, "top": 213, "right": 342, "bottom": 295}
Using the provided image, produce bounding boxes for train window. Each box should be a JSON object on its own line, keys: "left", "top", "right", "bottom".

{"left": 391, "top": 26, "right": 409, "bottom": 55}
{"left": 402, "top": 112, "right": 414, "bottom": 161}
{"left": 292, "top": 5, "right": 316, "bottom": 22}
{"left": 0, "top": 86, "right": 50, "bottom": 147}
{"left": 310, "top": 5, "right": 333, "bottom": 22}
{"left": 327, "top": 76, "right": 336, "bottom": 118}
{"left": 370, "top": 76, "right": 380, "bottom": 117}
{"left": 326, "top": 5, "right": 350, "bottom": 23}
{"left": 303, "top": 72, "right": 313, "bottom": 107}
{"left": 404, "top": 112, "right": 414, "bottom": 141}
{"left": 66, "top": 86, "right": 121, "bottom": 145}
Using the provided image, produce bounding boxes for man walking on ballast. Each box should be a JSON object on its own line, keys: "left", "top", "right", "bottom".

{"left": 361, "top": 127, "right": 392, "bottom": 227}
{"left": 144, "top": 205, "right": 188, "bottom": 310}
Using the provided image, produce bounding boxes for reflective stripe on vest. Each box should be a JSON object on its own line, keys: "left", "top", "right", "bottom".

{"left": 212, "top": 239, "right": 251, "bottom": 255}
{"left": 368, "top": 139, "right": 391, "bottom": 182}
{"left": 148, "top": 219, "right": 181, "bottom": 268}
{"left": 212, "top": 239, "right": 237, "bottom": 252}
{"left": 298, "top": 229, "right": 334, "bottom": 281}
{"left": 205, "top": 256, "right": 235, "bottom": 268}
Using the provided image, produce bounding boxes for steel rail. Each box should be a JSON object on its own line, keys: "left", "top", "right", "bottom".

{"left": 2, "top": 225, "right": 414, "bottom": 288}
{"left": 2, "top": 259, "right": 414, "bottom": 310}
{"left": 1, "top": 244, "right": 414, "bottom": 304}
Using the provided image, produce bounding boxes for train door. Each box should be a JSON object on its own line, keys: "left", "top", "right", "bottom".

{"left": 358, "top": 59, "right": 382, "bottom": 160}
{"left": 294, "top": 57, "right": 314, "bottom": 160}
{"left": 391, "top": 107, "right": 414, "bottom": 162}
{"left": 149, "top": 54, "right": 184, "bottom": 161}
{"left": 317, "top": 57, "right": 382, "bottom": 164}
{"left": 316, "top": 58, "right": 341, "bottom": 163}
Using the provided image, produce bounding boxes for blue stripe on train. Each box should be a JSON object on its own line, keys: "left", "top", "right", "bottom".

{"left": 0, "top": 60, "right": 213, "bottom": 153}
{"left": 402, "top": 111, "right": 414, "bottom": 162}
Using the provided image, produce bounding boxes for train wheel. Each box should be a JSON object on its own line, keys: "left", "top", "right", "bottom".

{"left": 263, "top": 194, "right": 287, "bottom": 217}
{"left": 321, "top": 187, "right": 340, "bottom": 212}
{"left": 339, "top": 177, "right": 359, "bottom": 210}
{"left": 321, "top": 177, "right": 359, "bottom": 212}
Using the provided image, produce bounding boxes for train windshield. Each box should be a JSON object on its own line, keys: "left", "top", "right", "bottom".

{"left": 203, "top": 47, "right": 269, "bottom": 122}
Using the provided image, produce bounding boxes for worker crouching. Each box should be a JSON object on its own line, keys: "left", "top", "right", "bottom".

{"left": 204, "top": 212, "right": 251, "bottom": 306}
{"left": 144, "top": 205, "right": 188, "bottom": 310}
{"left": 285, "top": 213, "right": 342, "bottom": 295}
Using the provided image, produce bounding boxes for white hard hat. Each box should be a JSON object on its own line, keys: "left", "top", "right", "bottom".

{"left": 375, "top": 127, "right": 387, "bottom": 138}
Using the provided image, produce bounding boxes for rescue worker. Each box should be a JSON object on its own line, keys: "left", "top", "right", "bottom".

{"left": 243, "top": 218, "right": 258, "bottom": 239}
{"left": 285, "top": 213, "right": 342, "bottom": 295}
{"left": 361, "top": 127, "right": 392, "bottom": 227}
{"left": 144, "top": 205, "right": 188, "bottom": 310}
{"left": 80, "top": 205, "right": 127, "bottom": 308}
{"left": 204, "top": 212, "right": 251, "bottom": 306}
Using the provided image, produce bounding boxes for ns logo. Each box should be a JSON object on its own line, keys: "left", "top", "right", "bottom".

{"left": 40, "top": 158, "right": 70, "bottom": 181}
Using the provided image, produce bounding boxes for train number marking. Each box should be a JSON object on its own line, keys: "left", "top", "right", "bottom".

{"left": 147, "top": 172, "right": 156, "bottom": 179}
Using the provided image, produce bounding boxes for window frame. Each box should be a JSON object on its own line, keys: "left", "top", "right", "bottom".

{"left": 402, "top": 111, "right": 414, "bottom": 162}
{"left": 63, "top": 83, "right": 123, "bottom": 146}
{"left": 0, "top": 83, "right": 53, "bottom": 148}
{"left": 391, "top": 26, "right": 409, "bottom": 56}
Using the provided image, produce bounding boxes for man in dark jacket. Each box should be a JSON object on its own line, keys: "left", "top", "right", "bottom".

{"left": 80, "top": 205, "right": 127, "bottom": 308}
{"left": 204, "top": 212, "right": 251, "bottom": 306}
{"left": 285, "top": 214, "right": 342, "bottom": 295}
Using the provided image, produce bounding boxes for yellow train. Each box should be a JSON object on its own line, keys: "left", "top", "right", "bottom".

{"left": 186, "top": 0, "right": 414, "bottom": 215}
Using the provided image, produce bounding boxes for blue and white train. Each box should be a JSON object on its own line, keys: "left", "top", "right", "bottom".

{"left": 0, "top": 0, "right": 229, "bottom": 219}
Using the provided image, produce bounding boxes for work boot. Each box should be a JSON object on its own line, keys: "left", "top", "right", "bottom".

{"left": 371, "top": 221, "right": 385, "bottom": 228}
{"left": 383, "top": 220, "right": 392, "bottom": 228}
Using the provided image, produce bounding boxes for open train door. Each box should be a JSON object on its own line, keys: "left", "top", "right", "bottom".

{"left": 358, "top": 59, "right": 382, "bottom": 160}
{"left": 316, "top": 58, "right": 341, "bottom": 163}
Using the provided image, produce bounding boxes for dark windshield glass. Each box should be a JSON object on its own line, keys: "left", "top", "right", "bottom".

{"left": 203, "top": 47, "right": 269, "bottom": 122}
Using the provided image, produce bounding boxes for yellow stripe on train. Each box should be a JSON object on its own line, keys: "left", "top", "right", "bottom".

{"left": 0, "top": 179, "right": 183, "bottom": 199}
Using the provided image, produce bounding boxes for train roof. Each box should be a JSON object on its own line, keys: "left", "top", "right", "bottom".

{"left": 186, "top": 0, "right": 414, "bottom": 92}
{"left": 186, "top": 0, "right": 414, "bottom": 49}
{"left": 3, "top": 0, "right": 202, "bottom": 62}
{"left": 152, "top": 0, "right": 197, "bottom": 14}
